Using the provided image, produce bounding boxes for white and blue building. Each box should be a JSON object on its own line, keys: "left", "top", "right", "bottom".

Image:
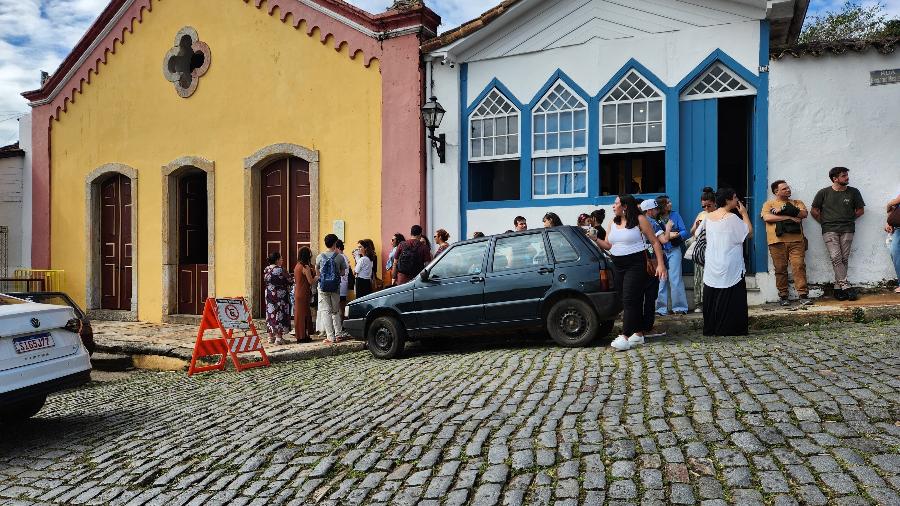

{"left": 421, "top": 0, "right": 859, "bottom": 303}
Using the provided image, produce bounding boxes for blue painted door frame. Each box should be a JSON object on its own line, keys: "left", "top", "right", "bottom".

{"left": 678, "top": 99, "right": 718, "bottom": 222}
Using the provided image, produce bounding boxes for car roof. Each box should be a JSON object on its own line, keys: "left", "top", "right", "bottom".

{"left": 454, "top": 225, "right": 580, "bottom": 247}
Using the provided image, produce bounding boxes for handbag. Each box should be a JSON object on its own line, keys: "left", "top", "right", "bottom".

{"left": 644, "top": 251, "right": 658, "bottom": 277}
{"left": 693, "top": 224, "right": 707, "bottom": 267}
{"left": 888, "top": 205, "right": 900, "bottom": 228}
{"left": 684, "top": 237, "right": 696, "bottom": 260}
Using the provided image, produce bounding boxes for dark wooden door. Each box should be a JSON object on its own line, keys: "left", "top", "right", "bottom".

{"left": 177, "top": 173, "right": 208, "bottom": 315}
{"left": 260, "top": 157, "right": 311, "bottom": 307}
{"left": 100, "top": 174, "right": 132, "bottom": 310}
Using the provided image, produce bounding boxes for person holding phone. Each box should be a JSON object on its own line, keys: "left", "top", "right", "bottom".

{"left": 702, "top": 188, "right": 753, "bottom": 336}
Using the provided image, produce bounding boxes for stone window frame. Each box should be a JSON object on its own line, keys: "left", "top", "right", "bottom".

{"left": 243, "top": 143, "right": 320, "bottom": 317}
{"left": 161, "top": 156, "right": 216, "bottom": 323}
{"left": 162, "top": 26, "right": 211, "bottom": 98}
{"left": 85, "top": 163, "right": 138, "bottom": 321}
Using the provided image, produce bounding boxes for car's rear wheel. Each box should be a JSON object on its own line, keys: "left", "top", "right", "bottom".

{"left": 546, "top": 298, "right": 599, "bottom": 347}
{"left": 367, "top": 316, "right": 406, "bottom": 359}
{"left": 0, "top": 395, "right": 46, "bottom": 424}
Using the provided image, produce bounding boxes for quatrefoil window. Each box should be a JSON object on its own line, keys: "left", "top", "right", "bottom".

{"left": 162, "top": 27, "right": 211, "bottom": 98}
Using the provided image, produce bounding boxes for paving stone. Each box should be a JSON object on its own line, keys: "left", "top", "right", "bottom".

{"left": 607, "top": 480, "right": 637, "bottom": 500}
{"left": 668, "top": 483, "right": 695, "bottom": 504}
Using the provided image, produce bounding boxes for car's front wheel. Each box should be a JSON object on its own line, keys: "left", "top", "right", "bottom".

{"left": 367, "top": 316, "right": 407, "bottom": 359}
{"left": 0, "top": 395, "right": 47, "bottom": 425}
{"left": 546, "top": 298, "right": 599, "bottom": 347}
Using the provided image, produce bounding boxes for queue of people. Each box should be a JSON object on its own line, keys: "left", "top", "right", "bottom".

{"left": 262, "top": 165, "right": 898, "bottom": 347}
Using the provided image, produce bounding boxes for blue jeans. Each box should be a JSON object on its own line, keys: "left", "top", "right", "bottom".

{"left": 657, "top": 247, "right": 689, "bottom": 314}
{"left": 892, "top": 229, "right": 900, "bottom": 281}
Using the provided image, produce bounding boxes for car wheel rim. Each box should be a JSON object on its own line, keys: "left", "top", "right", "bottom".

{"left": 559, "top": 308, "right": 586, "bottom": 339}
{"left": 374, "top": 326, "right": 394, "bottom": 351}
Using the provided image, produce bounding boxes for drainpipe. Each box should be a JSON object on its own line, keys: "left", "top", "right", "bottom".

{"left": 425, "top": 58, "right": 435, "bottom": 240}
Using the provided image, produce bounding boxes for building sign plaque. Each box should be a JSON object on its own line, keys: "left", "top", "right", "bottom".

{"left": 870, "top": 68, "right": 900, "bottom": 86}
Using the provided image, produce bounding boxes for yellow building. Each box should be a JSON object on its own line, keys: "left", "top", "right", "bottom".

{"left": 23, "top": 0, "right": 439, "bottom": 321}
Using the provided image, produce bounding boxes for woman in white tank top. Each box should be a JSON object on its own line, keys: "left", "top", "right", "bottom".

{"left": 595, "top": 195, "right": 668, "bottom": 351}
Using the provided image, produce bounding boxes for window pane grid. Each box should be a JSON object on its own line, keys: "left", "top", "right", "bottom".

{"left": 601, "top": 70, "right": 664, "bottom": 148}
{"left": 532, "top": 155, "right": 587, "bottom": 198}
{"left": 533, "top": 83, "right": 587, "bottom": 155}
{"left": 471, "top": 89, "right": 520, "bottom": 159}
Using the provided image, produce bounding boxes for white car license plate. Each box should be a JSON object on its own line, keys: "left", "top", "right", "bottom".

{"left": 13, "top": 332, "right": 55, "bottom": 354}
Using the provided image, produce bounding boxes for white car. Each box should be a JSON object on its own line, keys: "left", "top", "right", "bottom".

{"left": 0, "top": 294, "right": 92, "bottom": 423}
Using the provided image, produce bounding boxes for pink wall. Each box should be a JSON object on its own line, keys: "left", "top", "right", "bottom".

{"left": 380, "top": 34, "right": 427, "bottom": 267}
{"left": 30, "top": 107, "right": 52, "bottom": 268}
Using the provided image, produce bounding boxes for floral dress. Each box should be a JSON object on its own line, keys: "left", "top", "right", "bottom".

{"left": 263, "top": 264, "right": 292, "bottom": 335}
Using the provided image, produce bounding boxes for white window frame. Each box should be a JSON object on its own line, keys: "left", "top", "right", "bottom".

{"left": 600, "top": 70, "right": 666, "bottom": 151}
{"left": 469, "top": 89, "right": 521, "bottom": 162}
{"left": 532, "top": 81, "right": 589, "bottom": 199}
{"left": 681, "top": 63, "right": 756, "bottom": 101}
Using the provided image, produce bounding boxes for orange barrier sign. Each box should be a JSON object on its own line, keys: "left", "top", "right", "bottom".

{"left": 187, "top": 297, "right": 270, "bottom": 376}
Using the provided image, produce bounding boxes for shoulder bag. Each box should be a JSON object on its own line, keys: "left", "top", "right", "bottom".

{"left": 888, "top": 205, "right": 900, "bottom": 228}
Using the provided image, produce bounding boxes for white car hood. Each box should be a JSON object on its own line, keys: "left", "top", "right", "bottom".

{"left": 0, "top": 302, "right": 75, "bottom": 338}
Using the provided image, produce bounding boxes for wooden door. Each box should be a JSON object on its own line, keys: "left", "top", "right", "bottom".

{"left": 260, "top": 157, "right": 311, "bottom": 307}
{"left": 177, "top": 173, "right": 208, "bottom": 315}
{"left": 100, "top": 174, "right": 132, "bottom": 310}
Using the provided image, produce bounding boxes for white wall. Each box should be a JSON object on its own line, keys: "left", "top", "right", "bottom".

{"left": 763, "top": 50, "right": 900, "bottom": 300}
{"left": 0, "top": 151, "right": 24, "bottom": 275}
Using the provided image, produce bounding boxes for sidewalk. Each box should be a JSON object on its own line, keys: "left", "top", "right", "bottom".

{"left": 91, "top": 292, "right": 900, "bottom": 370}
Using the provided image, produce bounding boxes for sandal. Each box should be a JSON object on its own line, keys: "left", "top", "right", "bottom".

{"left": 322, "top": 338, "right": 334, "bottom": 344}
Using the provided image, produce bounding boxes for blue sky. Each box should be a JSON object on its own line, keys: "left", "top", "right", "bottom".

{"left": 1, "top": 0, "right": 898, "bottom": 144}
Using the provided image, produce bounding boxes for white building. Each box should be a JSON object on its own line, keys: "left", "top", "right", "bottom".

{"left": 422, "top": 0, "right": 897, "bottom": 303}
{"left": 763, "top": 40, "right": 900, "bottom": 298}
{"left": 0, "top": 141, "right": 26, "bottom": 276}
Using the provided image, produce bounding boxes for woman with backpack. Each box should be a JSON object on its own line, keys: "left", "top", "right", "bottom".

{"left": 394, "top": 225, "right": 432, "bottom": 285}
{"left": 702, "top": 188, "right": 753, "bottom": 336}
{"left": 263, "top": 251, "right": 293, "bottom": 345}
{"left": 293, "top": 247, "right": 317, "bottom": 343}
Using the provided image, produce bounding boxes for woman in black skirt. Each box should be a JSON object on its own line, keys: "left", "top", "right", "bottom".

{"left": 702, "top": 188, "right": 753, "bottom": 336}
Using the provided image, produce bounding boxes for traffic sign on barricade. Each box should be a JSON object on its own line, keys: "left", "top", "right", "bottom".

{"left": 187, "top": 297, "right": 270, "bottom": 376}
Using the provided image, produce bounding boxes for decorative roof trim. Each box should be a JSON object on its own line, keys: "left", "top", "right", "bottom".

{"left": 22, "top": 0, "right": 439, "bottom": 120}
{"left": 771, "top": 37, "right": 900, "bottom": 60}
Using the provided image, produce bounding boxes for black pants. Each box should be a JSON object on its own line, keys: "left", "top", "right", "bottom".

{"left": 611, "top": 252, "right": 659, "bottom": 336}
{"left": 355, "top": 278, "right": 373, "bottom": 298}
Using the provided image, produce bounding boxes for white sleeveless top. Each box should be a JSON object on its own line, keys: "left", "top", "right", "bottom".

{"left": 608, "top": 222, "right": 646, "bottom": 257}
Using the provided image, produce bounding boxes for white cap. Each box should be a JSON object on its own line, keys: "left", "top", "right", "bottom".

{"left": 639, "top": 199, "right": 658, "bottom": 212}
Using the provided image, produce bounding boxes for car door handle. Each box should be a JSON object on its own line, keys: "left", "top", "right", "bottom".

{"left": 538, "top": 267, "right": 555, "bottom": 274}
{"left": 470, "top": 276, "right": 484, "bottom": 283}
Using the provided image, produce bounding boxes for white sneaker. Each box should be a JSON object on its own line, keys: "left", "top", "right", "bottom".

{"left": 627, "top": 333, "right": 644, "bottom": 346}
{"left": 610, "top": 335, "right": 631, "bottom": 351}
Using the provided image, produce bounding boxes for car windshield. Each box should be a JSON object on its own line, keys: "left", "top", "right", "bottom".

{"left": 0, "top": 294, "right": 27, "bottom": 305}
{"left": 9, "top": 293, "right": 83, "bottom": 317}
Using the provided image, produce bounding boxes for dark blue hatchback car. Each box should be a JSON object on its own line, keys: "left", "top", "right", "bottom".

{"left": 344, "top": 226, "right": 622, "bottom": 358}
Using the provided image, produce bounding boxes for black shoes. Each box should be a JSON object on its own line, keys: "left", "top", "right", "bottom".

{"left": 846, "top": 287, "right": 859, "bottom": 301}
{"left": 779, "top": 298, "right": 791, "bottom": 307}
{"left": 834, "top": 289, "right": 849, "bottom": 301}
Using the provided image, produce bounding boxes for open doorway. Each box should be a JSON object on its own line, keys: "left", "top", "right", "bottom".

{"left": 176, "top": 170, "right": 209, "bottom": 315}
{"left": 717, "top": 96, "right": 752, "bottom": 201}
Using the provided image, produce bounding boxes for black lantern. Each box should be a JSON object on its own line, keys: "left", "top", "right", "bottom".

{"left": 421, "top": 96, "right": 446, "bottom": 163}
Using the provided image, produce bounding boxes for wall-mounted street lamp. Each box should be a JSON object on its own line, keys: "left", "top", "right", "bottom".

{"left": 421, "top": 96, "right": 446, "bottom": 163}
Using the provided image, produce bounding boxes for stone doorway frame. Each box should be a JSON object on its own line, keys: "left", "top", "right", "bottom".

{"left": 244, "top": 143, "right": 319, "bottom": 317}
{"left": 85, "top": 163, "right": 138, "bottom": 321}
{"left": 161, "top": 156, "right": 215, "bottom": 322}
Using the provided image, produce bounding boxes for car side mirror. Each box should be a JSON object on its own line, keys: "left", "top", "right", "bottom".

{"left": 420, "top": 270, "right": 430, "bottom": 282}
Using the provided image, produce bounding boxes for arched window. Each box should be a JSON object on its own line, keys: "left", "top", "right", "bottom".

{"left": 681, "top": 63, "right": 754, "bottom": 101}
{"left": 470, "top": 89, "right": 519, "bottom": 160}
{"left": 601, "top": 70, "right": 664, "bottom": 149}
{"left": 532, "top": 82, "right": 588, "bottom": 198}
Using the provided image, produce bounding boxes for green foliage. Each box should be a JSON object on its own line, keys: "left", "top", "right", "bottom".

{"left": 799, "top": 1, "right": 900, "bottom": 43}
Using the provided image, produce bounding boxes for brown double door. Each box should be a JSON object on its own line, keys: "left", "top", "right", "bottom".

{"left": 260, "top": 157, "right": 311, "bottom": 307}
{"left": 177, "top": 173, "right": 208, "bottom": 315}
{"left": 100, "top": 174, "right": 132, "bottom": 310}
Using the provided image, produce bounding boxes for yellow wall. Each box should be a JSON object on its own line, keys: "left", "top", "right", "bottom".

{"left": 50, "top": 0, "right": 382, "bottom": 321}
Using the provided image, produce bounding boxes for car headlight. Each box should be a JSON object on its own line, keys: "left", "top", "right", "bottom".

{"left": 64, "top": 318, "right": 83, "bottom": 334}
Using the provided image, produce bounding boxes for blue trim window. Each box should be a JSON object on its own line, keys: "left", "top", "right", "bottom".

{"left": 470, "top": 89, "right": 520, "bottom": 160}
{"left": 601, "top": 70, "right": 664, "bottom": 150}
{"left": 532, "top": 82, "right": 588, "bottom": 198}
{"left": 682, "top": 63, "right": 755, "bottom": 101}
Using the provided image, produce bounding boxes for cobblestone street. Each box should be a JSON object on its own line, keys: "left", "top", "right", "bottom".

{"left": 2, "top": 321, "right": 900, "bottom": 506}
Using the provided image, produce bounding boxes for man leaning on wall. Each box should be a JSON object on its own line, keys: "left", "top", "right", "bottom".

{"left": 811, "top": 167, "right": 866, "bottom": 301}
{"left": 761, "top": 180, "right": 811, "bottom": 306}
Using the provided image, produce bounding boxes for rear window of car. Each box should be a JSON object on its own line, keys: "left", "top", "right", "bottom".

{"left": 547, "top": 231, "right": 580, "bottom": 263}
{"left": 493, "top": 233, "right": 548, "bottom": 271}
{"left": 0, "top": 294, "right": 26, "bottom": 305}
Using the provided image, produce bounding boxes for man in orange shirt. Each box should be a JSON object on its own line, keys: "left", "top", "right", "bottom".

{"left": 761, "top": 180, "right": 811, "bottom": 306}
